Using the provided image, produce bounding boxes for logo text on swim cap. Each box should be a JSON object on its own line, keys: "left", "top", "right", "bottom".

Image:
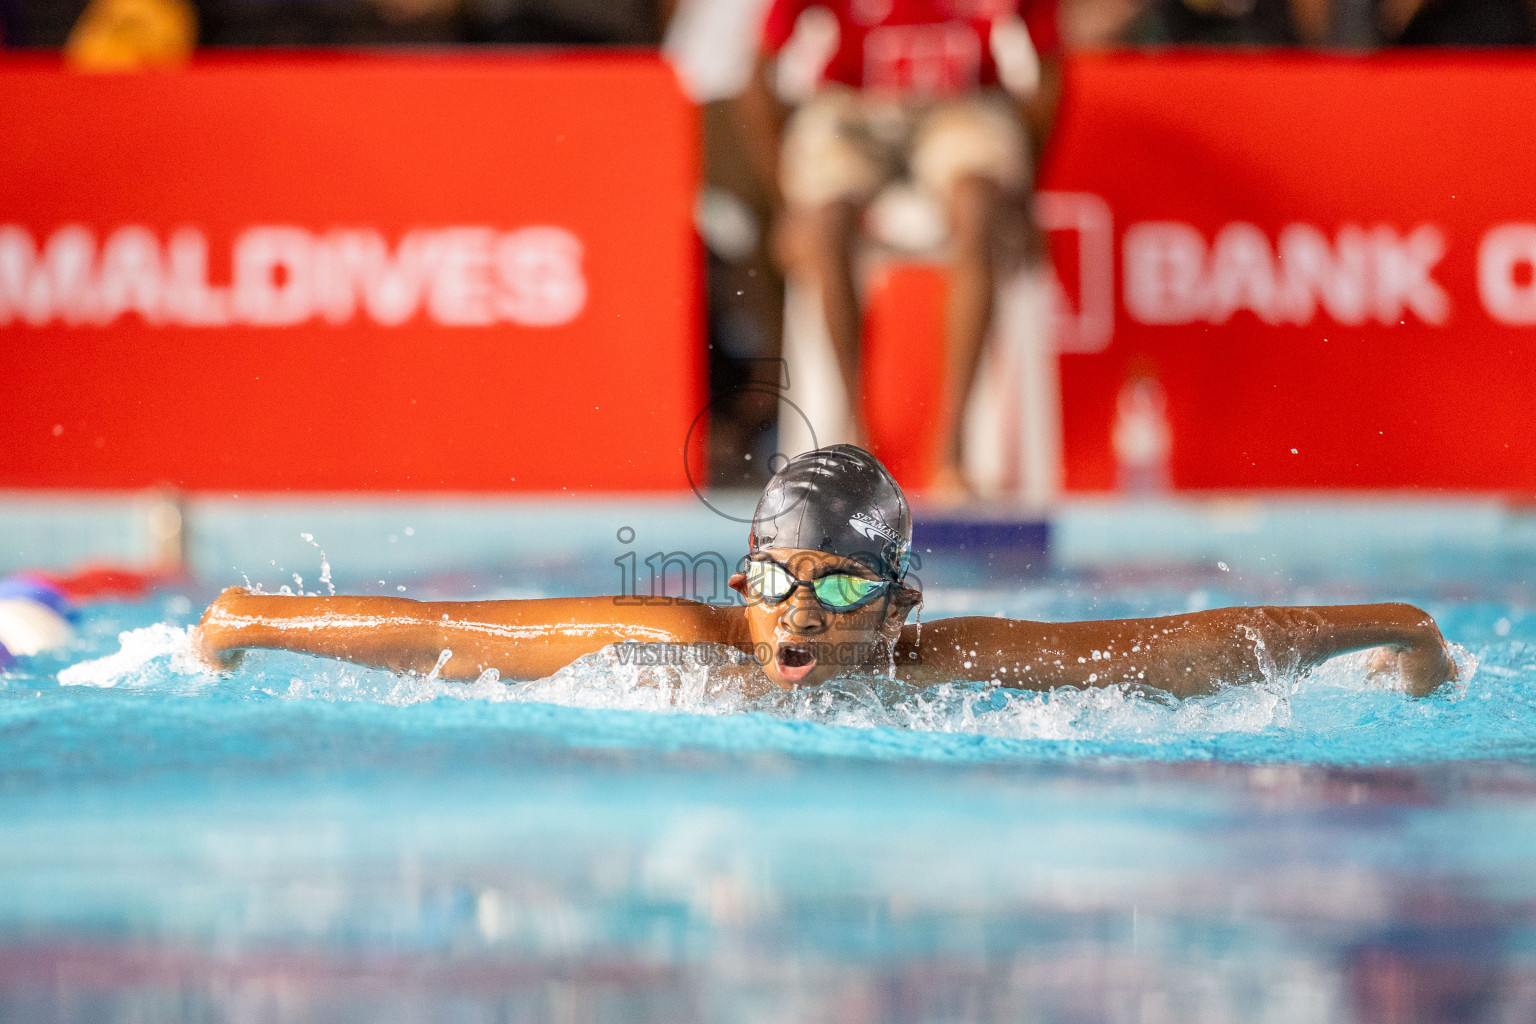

{"left": 848, "top": 511, "right": 899, "bottom": 546}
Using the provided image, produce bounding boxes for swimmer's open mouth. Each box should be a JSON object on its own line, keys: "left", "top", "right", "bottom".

{"left": 774, "top": 642, "right": 818, "bottom": 684}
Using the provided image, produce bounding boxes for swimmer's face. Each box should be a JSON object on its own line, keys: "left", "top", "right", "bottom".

{"left": 729, "top": 547, "right": 920, "bottom": 690}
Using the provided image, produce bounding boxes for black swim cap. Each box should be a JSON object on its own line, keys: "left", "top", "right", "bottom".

{"left": 749, "top": 445, "right": 911, "bottom": 581}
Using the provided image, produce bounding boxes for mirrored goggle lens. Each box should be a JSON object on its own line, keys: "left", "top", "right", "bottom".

{"left": 811, "top": 574, "right": 885, "bottom": 610}
{"left": 745, "top": 561, "right": 795, "bottom": 602}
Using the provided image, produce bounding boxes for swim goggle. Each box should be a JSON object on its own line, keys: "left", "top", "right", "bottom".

{"left": 743, "top": 558, "right": 892, "bottom": 612}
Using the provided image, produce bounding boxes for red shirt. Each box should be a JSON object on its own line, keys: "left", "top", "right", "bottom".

{"left": 762, "top": 0, "right": 1059, "bottom": 98}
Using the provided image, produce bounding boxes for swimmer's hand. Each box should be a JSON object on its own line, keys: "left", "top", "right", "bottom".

{"left": 1365, "top": 621, "right": 1458, "bottom": 697}
{"left": 192, "top": 585, "right": 249, "bottom": 672}
{"left": 1280, "top": 602, "right": 1455, "bottom": 698}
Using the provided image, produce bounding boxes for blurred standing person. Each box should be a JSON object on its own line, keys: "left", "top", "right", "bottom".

{"left": 666, "top": 0, "right": 793, "bottom": 489}
{"left": 740, "top": 0, "right": 1063, "bottom": 498}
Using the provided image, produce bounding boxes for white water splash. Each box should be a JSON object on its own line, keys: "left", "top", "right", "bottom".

{"left": 53, "top": 628, "right": 1482, "bottom": 753}
{"left": 503, "top": 645, "right": 755, "bottom": 715}
{"left": 270, "top": 644, "right": 758, "bottom": 714}
{"left": 301, "top": 533, "right": 336, "bottom": 596}
{"left": 1452, "top": 642, "right": 1480, "bottom": 692}
{"left": 58, "top": 624, "right": 205, "bottom": 689}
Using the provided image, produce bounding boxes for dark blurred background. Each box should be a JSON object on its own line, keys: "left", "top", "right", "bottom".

{"left": 9, "top": 0, "right": 1535, "bottom": 53}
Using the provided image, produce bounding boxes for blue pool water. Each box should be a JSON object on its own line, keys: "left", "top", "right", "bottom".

{"left": 5, "top": 504, "right": 1536, "bottom": 1022}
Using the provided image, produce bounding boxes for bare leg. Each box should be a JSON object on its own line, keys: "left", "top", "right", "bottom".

{"left": 804, "top": 199, "right": 869, "bottom": 445}
{"left": 934, "top": 175, "right": 1003, "bottom": 495}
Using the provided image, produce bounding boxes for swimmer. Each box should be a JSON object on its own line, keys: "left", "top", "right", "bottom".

{"left": 195, "top": 446, "right": 1458, "bottom": 698}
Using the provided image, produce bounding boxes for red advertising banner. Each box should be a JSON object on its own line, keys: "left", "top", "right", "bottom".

{"left": 0, "top": 54, "right": 702, "bottom": 492}
{"left": 1045, "top": 52, "right": 1536, "bottom": 492}
{"left": 7, "top": 52, "right": 1534, "bottom": 495}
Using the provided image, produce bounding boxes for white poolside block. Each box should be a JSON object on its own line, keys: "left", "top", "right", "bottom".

{"left": 778, "top": 266, "right": 1062, "bottom": 505}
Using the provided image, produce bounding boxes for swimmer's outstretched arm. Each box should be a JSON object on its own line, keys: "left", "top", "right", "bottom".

{"left": 903, "top": 603, "right": 1456, "bottom": 698}
{"left": 195, "top": 587, "right": 745, "bottom": 681}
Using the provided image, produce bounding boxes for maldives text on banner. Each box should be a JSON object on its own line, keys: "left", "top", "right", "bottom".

{"left": 0, "top": 55, "right": 703, "bottom": 492}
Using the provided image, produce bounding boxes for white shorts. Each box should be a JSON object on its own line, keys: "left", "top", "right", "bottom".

{"left": 780, "top": 88, "right": 1030, "bottom": 210}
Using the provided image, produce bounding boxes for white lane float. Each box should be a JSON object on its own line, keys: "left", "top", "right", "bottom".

{"left": 0, "top": 574, "right": 76, "bottom": 669}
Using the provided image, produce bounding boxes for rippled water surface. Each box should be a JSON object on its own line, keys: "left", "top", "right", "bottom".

{"left": 4, "top": 564, "right": 1536, "bottom": 1023}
